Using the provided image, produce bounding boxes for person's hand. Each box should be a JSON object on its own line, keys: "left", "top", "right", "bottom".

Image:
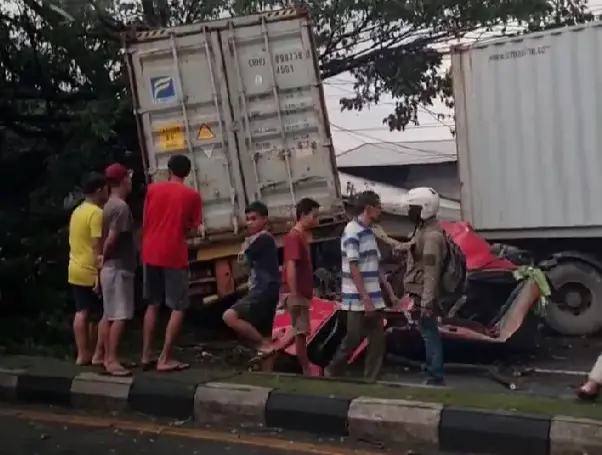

{"left": 363, "top": 295, "right": 376, "bottom": 316}
{"left": 92, "top": 279, "right": 101, "bottom": 295}
{"left": 385, "top": 291, "right": 399, "bottom": 308}
{"left": 96, "top": 255, "right": 104, "bottom": 269}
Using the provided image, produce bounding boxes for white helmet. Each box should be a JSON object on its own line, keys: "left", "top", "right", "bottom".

{"left": 401, "top": 187, "right": 440, "bottom": 220}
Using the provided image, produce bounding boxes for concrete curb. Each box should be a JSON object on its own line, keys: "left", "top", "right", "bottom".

{"left": 0, "top": 367, "right": 601, "bottom": 455}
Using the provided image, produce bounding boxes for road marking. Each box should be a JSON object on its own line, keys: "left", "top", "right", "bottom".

{"left": 0, "top": 408, "right": 386, "bottom": 455}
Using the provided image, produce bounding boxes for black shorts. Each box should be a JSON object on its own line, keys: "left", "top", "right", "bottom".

{"left": 72, "top": 285, "right": 102, "bottom": 320}
{"left": 143, "top": 264, "right": 190, "bottom": 311}
{"left": 231, "top": 287, "right": 279, "bottom": 338}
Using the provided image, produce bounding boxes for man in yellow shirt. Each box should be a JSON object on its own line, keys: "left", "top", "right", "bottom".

{"left": 68, "top": 172, "right": 108, "bottom": 365}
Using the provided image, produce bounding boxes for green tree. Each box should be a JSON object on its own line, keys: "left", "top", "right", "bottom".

{"left": 129, "top": 0, "right": 594, "bottom": 130}
{"left": 0, "top": 0, "right": 594, "bottom": 350}
{"left": 0, "top": 0, "right": 136, "bottom": 350}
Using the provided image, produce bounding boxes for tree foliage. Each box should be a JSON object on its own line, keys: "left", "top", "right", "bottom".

{"left": 0, "top": 0, "right": 595, "bottom": 348}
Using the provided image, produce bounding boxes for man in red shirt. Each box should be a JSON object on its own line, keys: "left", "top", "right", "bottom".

{"left": 281, "top": 198, "right": 320, "bottom": 376}
{"left": 141, "top": 154, "right": 202, "bottom": 372}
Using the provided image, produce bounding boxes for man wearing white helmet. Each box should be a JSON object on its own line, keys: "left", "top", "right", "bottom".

{"left": 401, "top": 187, "right": 446, "bottom": 385}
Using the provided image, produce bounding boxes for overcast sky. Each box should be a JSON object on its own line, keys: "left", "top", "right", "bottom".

{"left": 327, "top": 1, "right": 602, "bottom": 153}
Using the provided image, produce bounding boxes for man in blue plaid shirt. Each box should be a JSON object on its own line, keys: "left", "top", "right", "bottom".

{"left": 324, "top": 191, "right": 397, "bottom": 381}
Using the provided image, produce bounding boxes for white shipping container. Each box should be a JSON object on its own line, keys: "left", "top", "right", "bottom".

{"left": 452, "top": 22, "right": 602, "bottom": 239}
{"left": 124, "top": 8, "right": 343, "bottom": 238}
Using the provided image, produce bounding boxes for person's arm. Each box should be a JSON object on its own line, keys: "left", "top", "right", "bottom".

{"left": 420, "top": 232, "right": 445, "bottom": 311}
{"left": 187, "top": 191, "right": 203, "bottom": 234}
{"left": 89, "top": 209, "right": 103, "bottom": 289}
{"left": 142, "top": 186, "right": 152, "bottom": 232}
{"left": 102, "top": 205, "right": 130, "bottom": 259}
{"left": 284, "top": 234, "right": 301, "bottom": 296}
{"left": 379, "top": 269, "right": 397, "bottom": 304}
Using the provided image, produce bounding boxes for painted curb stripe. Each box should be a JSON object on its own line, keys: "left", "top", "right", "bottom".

{"left": 128, "top": 376, "right": 197, "bottom": 419}
{"left": 265, "top": 391, "right": 350, "bottom": 436}
{"left": 16, "top": 373, "right": 74, "bottom": 406}
{"left": 7, "top": 369, "right": 602, "bottom": 455}
{"left": 71, "top": 372, "right": 133, "bottom": 411}
{"left": 0, "top": 368, "right": 24, "bottom": 401}
{"left": 438, "top": 406, "right": 551, "bottom": 455}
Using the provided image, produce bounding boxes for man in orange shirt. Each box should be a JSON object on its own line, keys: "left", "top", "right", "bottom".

{"left": 281, "top": 198, "right": 320, "bottom": 376}
{"left": 141, "top": 154, "right": 202, "bottom": 373}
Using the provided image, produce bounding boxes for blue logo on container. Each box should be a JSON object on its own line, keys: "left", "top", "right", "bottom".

{"left": 150, "top": 75, "right": 176, "bottom": 103}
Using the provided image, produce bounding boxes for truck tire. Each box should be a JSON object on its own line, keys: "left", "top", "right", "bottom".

{"left": 545, "top": 261, "right": 602, "bottom": 336}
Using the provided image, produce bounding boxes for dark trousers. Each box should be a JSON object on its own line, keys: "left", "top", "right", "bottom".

{"left": 417, "top": 314, "right": 444, "bottom": 382}
{"left": 326, "top": 310, "right": 385, "bottom": 381}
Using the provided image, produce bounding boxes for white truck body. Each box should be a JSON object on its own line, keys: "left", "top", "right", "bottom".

{"left": 124, "top": 8, "right": 343, "bottom": 239}
{"left": 452, "top": 22, "right": 602, "bottom": 239}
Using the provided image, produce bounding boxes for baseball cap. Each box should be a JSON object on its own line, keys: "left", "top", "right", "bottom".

{"left": 105, "top": 163, "right": 131, "bottom": 183}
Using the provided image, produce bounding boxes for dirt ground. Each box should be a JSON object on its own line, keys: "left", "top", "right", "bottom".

{"left": 173, "top": 323, "right": 601, "bottom": 400}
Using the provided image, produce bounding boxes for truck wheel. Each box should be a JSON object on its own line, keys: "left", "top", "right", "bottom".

{"left": 545, "top": 261, "right": 602, "bottom": 336}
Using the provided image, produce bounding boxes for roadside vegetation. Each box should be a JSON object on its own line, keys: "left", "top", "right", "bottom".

{"left": 0, "top": 0, "right": 595, "bottom": 352}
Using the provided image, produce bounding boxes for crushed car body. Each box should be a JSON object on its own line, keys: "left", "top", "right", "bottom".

{"left": 272, "top": 221, "right": 551, "bottom": 372}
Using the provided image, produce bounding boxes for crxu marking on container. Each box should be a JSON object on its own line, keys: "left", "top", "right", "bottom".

{"left": 158, "top": 124, "right": 185, "bottom": 151}
{"left": 248, "top": 56, "right": 266, "bottom": 67}
{"left": 197, "top": 124, "right": 215, "bottom": 141}
{"left": 150, "top": 75, "right": 176, "bottom": 103}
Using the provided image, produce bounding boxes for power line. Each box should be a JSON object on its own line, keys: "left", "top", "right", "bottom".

{"left": 333, "top": 124, "right": 453, "bottom": 131}
{"left": 331, "top": 123, "right": 456, "bottom": 159}
{"left": 325, "top": 83, "right": 455, "bottom": 133}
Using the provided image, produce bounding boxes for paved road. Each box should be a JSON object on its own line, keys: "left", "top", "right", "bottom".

{"left": 0, "top": 408, "right": 389, "bottom": 455}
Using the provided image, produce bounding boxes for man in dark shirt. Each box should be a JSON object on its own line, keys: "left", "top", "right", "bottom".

{"left": 223, "top": 201, "right": 280, "bottom": 372}
{"left": 100, "top": 163, "right": 136, "bottom": 376}
{"left": 281, "top": 198, "right": 320, "bottom": 376}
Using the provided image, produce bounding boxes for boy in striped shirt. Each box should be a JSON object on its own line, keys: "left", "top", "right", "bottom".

{"left": 324, "top": 191, "right": 397, "bottom": 380}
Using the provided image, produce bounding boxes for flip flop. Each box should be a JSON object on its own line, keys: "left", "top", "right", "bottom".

{"left": 156, "top": 362, "right": 190, "bottom": 373}
{"left": 248, "top": 347, "right": 276, "bottom": 366}
{"left": 141, "top": 360, "right": 158, "bottom": 372}
{"left": 101, "top": 367, "right": 132, "bottom": 377}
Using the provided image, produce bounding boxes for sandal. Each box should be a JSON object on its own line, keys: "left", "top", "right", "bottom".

{"left": 156, "top": 361, "right": 190, "bottom": 373}
{"left": 101, "top": 366, "right": 132, "bottom": 377}
{"left": 141, "top": 360, "right": 158, "bottom": 372}
{"left": 577, "top": 388, "right": 599, "bottom": 402}
{"left": 248, "top": 347, "right": 277, "bottom": 366}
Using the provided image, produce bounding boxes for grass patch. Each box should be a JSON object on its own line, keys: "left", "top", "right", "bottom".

{"left": 231, "top": 373, "right": 602, "bottom": 421}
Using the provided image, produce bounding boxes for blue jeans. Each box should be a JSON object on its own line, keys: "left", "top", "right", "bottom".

{"left": 417, "top": 315, "right": 444, "bottom": 382}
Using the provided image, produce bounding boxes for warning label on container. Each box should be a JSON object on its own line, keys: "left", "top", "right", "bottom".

{"left": 158, "top": 124, "right": 185, "bottom": 152}
{"left": 197, "top": 124, "right": 215, "bottom": 140}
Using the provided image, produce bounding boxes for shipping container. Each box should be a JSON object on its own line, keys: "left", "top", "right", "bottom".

{"left": 123, "top": 8, "right": 346, "bottom": 304}
{"left": 452, "top": 22, "right": 602, "bottom": 239}
{"left": 451, "top": 22, "right": 602, "bottom": 338}
{"left": 123, "top": 7, "right": 344, "bottom": 240}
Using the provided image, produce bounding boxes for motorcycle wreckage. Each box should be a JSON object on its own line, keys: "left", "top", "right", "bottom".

{"left": 271, "top": 222, "right": 555, "bottom": 384}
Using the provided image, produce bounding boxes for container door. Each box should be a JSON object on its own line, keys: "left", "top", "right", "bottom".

{"left": 220, "top": 15, "right": 343, "bottom": 222}
{"left": 128, "top": 29, "right": 246, "bottom": 235}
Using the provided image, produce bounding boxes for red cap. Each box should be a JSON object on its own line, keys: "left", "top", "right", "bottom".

{"left": 105, "top": 163, "right": 129, "bottom": 182}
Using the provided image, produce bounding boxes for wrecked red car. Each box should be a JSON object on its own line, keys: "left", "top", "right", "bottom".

{"left": 271, "top": 222, "right": 549, "bottom": 372}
